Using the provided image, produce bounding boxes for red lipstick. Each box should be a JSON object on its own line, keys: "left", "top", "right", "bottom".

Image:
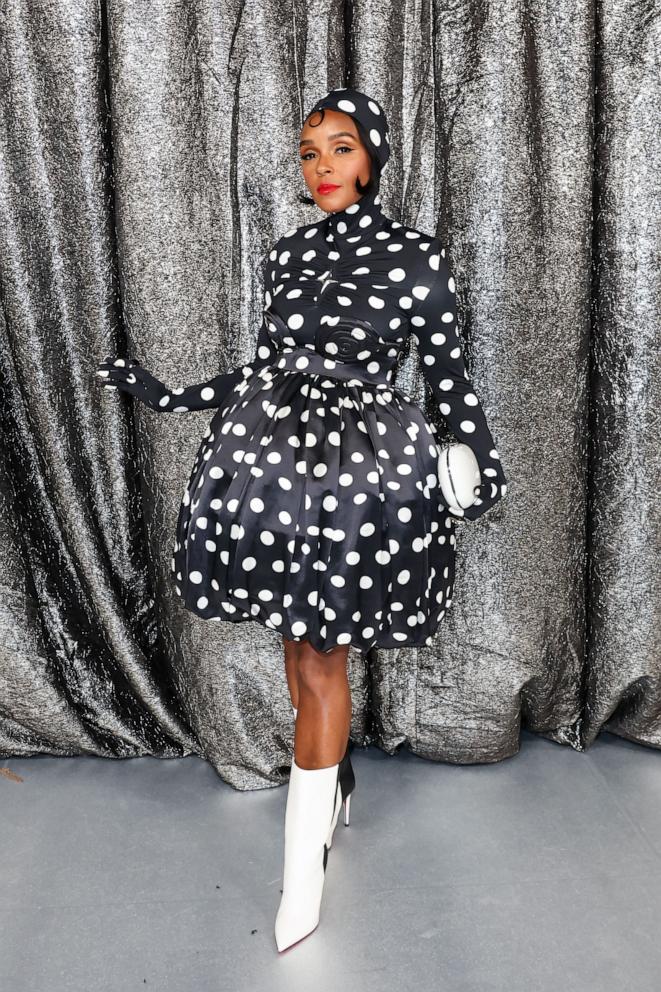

{"left": 317, "top": 183, "right": 341, "bottom": 195}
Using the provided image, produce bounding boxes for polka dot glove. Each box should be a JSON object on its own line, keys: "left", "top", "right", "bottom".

{"left": 410, "top": 251, "right": 509, "bottom": 522}
{"left": 95, "top": 356, "right": 248, "bottom": 413}
{"left": 94, "top": 291, "right": 281, "bottom": 414}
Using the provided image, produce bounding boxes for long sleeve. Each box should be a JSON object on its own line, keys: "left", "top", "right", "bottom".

{"left": 151, "top": 254, "right": 279, "bottom": 413}
{"left": 160, "top": 318, "right": 277, "bottom": 412}
{"left": 409, "top": 249, "right": 508, "bottom": 522}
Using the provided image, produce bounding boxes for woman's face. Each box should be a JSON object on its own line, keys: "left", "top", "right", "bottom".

{"left": 299, "top": 108, "right": 373, "bottom": 213}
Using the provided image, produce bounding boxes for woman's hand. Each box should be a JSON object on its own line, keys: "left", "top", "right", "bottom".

{"left": 95, "top": 357, "right": 172, "bottom": 411}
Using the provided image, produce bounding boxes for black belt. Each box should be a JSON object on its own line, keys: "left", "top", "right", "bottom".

{"left": 269, "top": 346, "right": 396, "bottom": 390}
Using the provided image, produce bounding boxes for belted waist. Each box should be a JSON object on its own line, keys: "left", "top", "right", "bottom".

{"left": 269, "top": 346, "right": 396, "bottom": 389}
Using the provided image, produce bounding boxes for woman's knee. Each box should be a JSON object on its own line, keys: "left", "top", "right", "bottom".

{"left": 282, "top": 635, "right": 302, "bottom": 665}
{"left": 295, "top": 641, "right": 349, "bottom": 695}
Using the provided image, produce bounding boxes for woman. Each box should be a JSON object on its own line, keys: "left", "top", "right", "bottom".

{"left": 96, "top": 86, "right": 508, "bottom": 952}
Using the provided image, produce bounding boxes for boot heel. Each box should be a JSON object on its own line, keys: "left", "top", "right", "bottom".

{"left": 325, "top": 742, "right": 355, "bottom": 849}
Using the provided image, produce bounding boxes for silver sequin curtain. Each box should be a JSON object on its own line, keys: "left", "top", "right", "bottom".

{"left": 0, "top": 0, "right": 659, "bottom": 789}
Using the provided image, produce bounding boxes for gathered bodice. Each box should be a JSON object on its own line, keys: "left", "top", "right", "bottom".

{"left": 251, "top": 187, "right": 508, "bottom": 522}
{"left": 261, "top": 186, "right": 437, "bottom": 384}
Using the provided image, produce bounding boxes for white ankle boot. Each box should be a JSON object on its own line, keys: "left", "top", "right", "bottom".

{"left": 274, "top": 758, "right": 339, "bottom": 952}
{"left": 291, "top": 701, "right": 354, "bottom": 850}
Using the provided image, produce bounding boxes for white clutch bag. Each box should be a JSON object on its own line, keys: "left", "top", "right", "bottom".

{"left": 437, "top": 442, "right": 481, "bottom": 520}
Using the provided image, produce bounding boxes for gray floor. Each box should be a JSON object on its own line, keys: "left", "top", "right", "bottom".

{"left": 1, "top": 729, "right": 660, "bottom": 991}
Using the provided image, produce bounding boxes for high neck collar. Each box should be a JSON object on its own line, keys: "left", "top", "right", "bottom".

{"left": 325, "top": 185, "right": 386, "bottom": 248}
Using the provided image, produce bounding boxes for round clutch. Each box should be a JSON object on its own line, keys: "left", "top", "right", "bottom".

{"left": 437, "top": 442, "right": 481, "bottom": 514}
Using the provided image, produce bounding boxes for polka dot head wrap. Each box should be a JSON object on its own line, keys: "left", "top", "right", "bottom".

{"left": 303, "top": 87, "right": 391, "bottom": 176}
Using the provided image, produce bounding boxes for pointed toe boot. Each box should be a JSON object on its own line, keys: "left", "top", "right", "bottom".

{"left": 274, "top": 758, "right": 339, "bottom": 953}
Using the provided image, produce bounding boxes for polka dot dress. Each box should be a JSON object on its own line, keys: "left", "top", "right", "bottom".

{"left": 170, "top": 185, "right": 508, "bottom": 655}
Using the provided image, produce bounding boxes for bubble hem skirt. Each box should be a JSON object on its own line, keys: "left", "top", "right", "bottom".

{"left": 170, "top": 358, "right": 458, "bottom": 656}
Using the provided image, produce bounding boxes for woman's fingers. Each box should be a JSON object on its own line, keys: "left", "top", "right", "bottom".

{"left": 97, "top": 357, "right": 128, "bottom": 377}
{"left": 96, "top": 367, "right": 131, "bottom": 387}
{"left": 99, "top": 377, "right": 149, "bottom": 402}
{"left": 96, "top": 364, "right": 125, "bottom": 377}
{"left": 95, "top": 357, "right": 167, "bottom": 410}
{"left": 96, "top": 358, "right": 144, "bottom": 388}
{"left": 95, "top": 364, "right": 144, "bottom": 402}
{"left": 96, "top": 356, "right": 138, "bottom": 369}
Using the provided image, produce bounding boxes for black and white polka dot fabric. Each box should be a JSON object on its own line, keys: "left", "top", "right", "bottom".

{"left": 166, "top": 183, "right": 508, "bottom": 655}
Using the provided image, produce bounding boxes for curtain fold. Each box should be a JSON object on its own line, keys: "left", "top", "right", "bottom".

{"left": 584, "top": 0, "right": 661, "bottom": 747}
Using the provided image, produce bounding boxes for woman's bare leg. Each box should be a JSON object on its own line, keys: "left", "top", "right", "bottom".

{"left": 294, "top": 641, "right": 351, "bottom": 769}
{"left": 283, "top": 636, "right": 301, "bottom": 709}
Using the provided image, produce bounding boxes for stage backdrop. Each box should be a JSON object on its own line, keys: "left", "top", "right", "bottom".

{"left": 0, "top": 1, "right": 659, "bottom": 788}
